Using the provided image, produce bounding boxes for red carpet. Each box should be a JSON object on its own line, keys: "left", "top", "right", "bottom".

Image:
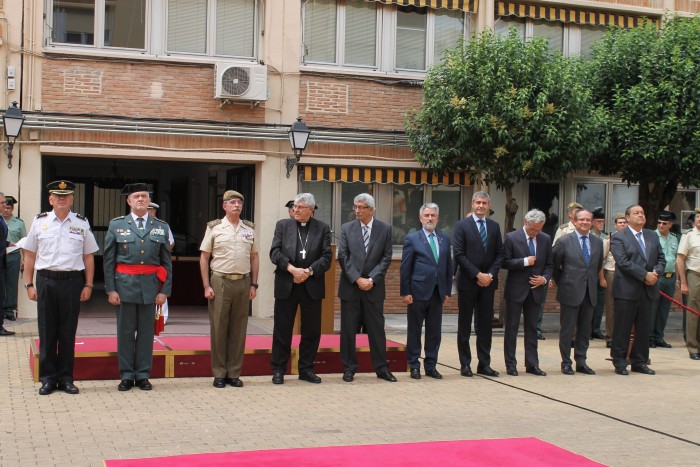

{"left": 104, "top": 438, "right": 604, "bottom": 466}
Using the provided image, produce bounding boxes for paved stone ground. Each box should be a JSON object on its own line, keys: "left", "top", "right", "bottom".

{"left": 1, "top": 308, "right": 698, "bottom": 466}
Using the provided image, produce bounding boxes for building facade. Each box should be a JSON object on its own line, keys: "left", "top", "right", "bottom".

{"left": 0, "top": 0, "right": 697, "bottom": 318}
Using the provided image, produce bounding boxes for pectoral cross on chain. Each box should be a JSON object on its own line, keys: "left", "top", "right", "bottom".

{"left": 300, "top": 248, "right": 307, "bottom": 260}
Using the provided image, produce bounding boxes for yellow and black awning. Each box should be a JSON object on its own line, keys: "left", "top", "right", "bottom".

{"left": 368, "top": 0, "right": 478, "bottom": 14}
{"left": 301, "top": 165, "right": 471, "bottom": 186}
{"left": 496, "top": 1, "right": 659, "bottom": 28}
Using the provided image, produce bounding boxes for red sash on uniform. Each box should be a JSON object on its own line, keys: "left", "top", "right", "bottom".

{"left": 116, "top": 264, "right": 168, "bottom": 284}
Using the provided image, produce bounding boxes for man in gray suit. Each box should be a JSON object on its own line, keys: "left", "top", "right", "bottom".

{"left": 552, "top": 209, "right": 604, "bottom": 375}
{"left": 610, "top": 204, "right": 665, "bottom": 375}
{"left": 338, "top": 193, "right": 396, "bottom": 382}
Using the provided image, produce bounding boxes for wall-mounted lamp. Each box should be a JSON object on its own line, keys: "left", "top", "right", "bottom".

{"left": 286, "top": 117, "right": 310, "bottom": 178}
{"left": 3, "top": 102, "right": 25, "bottom": 169}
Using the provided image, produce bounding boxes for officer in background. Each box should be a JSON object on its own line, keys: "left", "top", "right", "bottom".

{"left": 0, "top": 193, "right": 9, "bottom": 337}
{"left": 2, "top": 196, "right": 26, "bottom": 321}
{"left": 104, "top": 183, "right": 172, "bottom": 392}
{"left": 147, "top": 202, "right": 174, "bottom": 324}
{"left": 200, "top": 190, "right": 258, "bottom": 388}
{"left": 22, "top": 181, "right": 99, "bottom": 395}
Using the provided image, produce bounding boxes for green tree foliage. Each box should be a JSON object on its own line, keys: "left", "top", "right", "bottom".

{"left": 588, "top": 17, "right": 700, "bottom": 225}
{"left": 406, "top": 29, "right": 605, "bottom": 231}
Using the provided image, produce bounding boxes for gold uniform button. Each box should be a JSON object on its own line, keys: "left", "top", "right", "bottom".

{"left": 141, "top": 250, "right": 145, "bottom": 254}
{"left": 141, "top": 239, "right": 145, "bottom": 243}
{"left": 140, "top": 261, "right": 144, "bottom": 264}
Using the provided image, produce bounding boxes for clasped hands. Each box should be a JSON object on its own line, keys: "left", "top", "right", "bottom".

{"left": 288, "top": 265, "right": 312, "bottom": 284}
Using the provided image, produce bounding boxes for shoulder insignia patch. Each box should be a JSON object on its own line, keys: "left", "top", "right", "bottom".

{"left": 207, "top": 219, "right": 222, "bottom": 228}
{"left": 111, "top": 215, "right": 126, "bottom": 222}
{"left": 242, "top": 219, "right": 255, "bottom": 229}
{"left": 75, "top": 213, "right": 86, "bottom": 220}
{"left": 36, "top": 212, "right": 48, "bottom": 218}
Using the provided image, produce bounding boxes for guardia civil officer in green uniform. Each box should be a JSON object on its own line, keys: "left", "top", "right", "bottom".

{"left": 2, "top": 196, "right": 26, "bottom": 321}
{"left": 199, "top": 190, "right": 259, "bottom": 388}
{"left": 22, "top": 181, "right": 99, "bottom": 395}
{"left": 104, "top": 183, "right": 172, "bottom": 392}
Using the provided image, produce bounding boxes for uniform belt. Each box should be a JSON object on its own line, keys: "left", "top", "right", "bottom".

{"left": 37, "top": 270, "right": 84, "bottom": 279}
{"left": 663, "top": 272, "right": 675, "bottom": 278}
{"left": 212, "top": 271, "right": 249, "bottom": 281}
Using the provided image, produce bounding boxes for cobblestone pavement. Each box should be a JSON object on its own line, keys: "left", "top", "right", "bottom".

{"left": 0, "top": 309, "right": 698, "bottom": 466}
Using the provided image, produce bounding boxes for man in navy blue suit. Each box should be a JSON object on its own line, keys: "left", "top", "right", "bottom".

{"left": 502, "top": 209, "right": 553, "bottom": 376}
{"left": 453, "top": 191, "right": 504, "bottom": 377}
{"left": 400, "top": 203, "right": 452, "bottom": 379}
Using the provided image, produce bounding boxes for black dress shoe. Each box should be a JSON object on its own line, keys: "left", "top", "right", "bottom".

{"left": 606, "top": 341, "right": 612, "bottom": 349}
{"left": 5, "top": 312, "right": 16, "bottom": 321}
{"left": 537, "top": 333, "right": 546, "bottom": 340}
{"left": 39, "top": 382, "right": 56, "bottom": 395}
{"left": 591, "top": 331, "right": 605, "bottom": 340}
{"left": 690, "top": 353, "right": 700, "bottom": 360}
{"left": 118, "top": 379, "right": 134, "bottom": 391}
{"left": 136, "top": 379, "right": 153, "bottom": 390}
{"left": 561, "top": 364, "right": 574, "bottom": 375}
{"left": 299, "top": 371, "right": 322, "bottom": 384}
{"left": 410, "top": 368, "right": 421, "bottom": 380}
{"left": 615, "top": 367, "right": 629, "bottom": 375}
{"left": 649, "top": 340, "right": 657, "bottom": 348}
{"left": 477, "top": 366, "right": 499, "bottom": 377}
{"left": 425, "top": 368, "right": 443, "bottom": 379}
{"left": 576, "top": 365, "right": 596, "bottom": 375}
{"left": 0, "top": 327, "right": 15, "bottom": 336}
{"left": 657, "top": 341, "right": 672, "bottom": 348}
{"left": 343, "top": 371, "right": 355, "bottom": 382}
{"left": 58, "top": 382, "right": 79, "bottom": 394}
{"left": 227, "top": 378, "right": 243, "bottom": 387}
{"left": 526, "top": 367, "right": 546, "bottom": 376}
{"left": 376, "top": 370, "right": 397, "bottom": 382}
{"left": 460, "top": 366, "right": 473, "bottom": 377}
{"left": 272, "top": 372, "right": 284, "bottom": 384}
{"left": 213, "top": 378, "right": 226, "bottom": 388}
{"left": 506, "top": 367, "right": 518, "bottom": 376}
{"left": 631, "top": 364, "right": 655, "bottom": 375}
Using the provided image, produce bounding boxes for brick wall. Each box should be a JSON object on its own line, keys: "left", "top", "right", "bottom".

{"left": 300, "top": 74, "right": 423, "bottom": 131}
{"left": 42, "top": 58, "right": 264, "bottom": 122}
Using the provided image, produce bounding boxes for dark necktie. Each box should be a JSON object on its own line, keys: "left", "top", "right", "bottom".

{"left": 636, "top": 232, "right": 646, "bottom": 258}
{"left": 581, "top": 235, "right": 590, "bottom": 265}
{"left": 429, "top": 233, "right": 439, "bottom": 263}
{"left": 528, "top": 237, "right": 535, "bottom": 256}
{"left": 363, "top": 224, "right": 370, "bottom": 252}
{"left": 478, "top": 219, "right": 487, "bottom": 250}
{"left": 137, "top": 217, "right": 145, "bottom": 230}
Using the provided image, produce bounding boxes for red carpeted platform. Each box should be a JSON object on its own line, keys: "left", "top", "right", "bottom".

{"left": 29, "top": 334, "right": 406, "bottom": 381}
{"left": 104, "top": 438, "right": 604, "bottom": 466}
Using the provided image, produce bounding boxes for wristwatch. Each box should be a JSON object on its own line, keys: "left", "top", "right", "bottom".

{"left": 308, "top": 267, "right": 314, "bottom": 276}
{"left": 251, "top": 283, "right": 259, "bottom": 289}
{"left": 24, "top": 283, "right": 34, "bottom": 289}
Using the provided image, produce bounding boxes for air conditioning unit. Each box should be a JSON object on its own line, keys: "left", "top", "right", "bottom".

{"left": 215, "top": 62, "right": 268, "bottom": 101}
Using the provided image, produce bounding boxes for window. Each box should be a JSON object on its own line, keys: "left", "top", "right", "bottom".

{"left": 301, "top": 180, "right": 334, "bottom": 226}
{"left": 495, "top": 16, "right": 525, "bottom": 40}
{"left": 303, "top": 0, "right": 468, "bottom": 72}
{"left": 580, "top": 24, "right": 606, "bottom": 59}
{"left": 532, "top": 19, "right": 564, "bottom": 54}
{"left": 528, "top": 182, "right": 561, "bottom": 238}
{"left": 48, "top": 0, "right": 258, "bottom": 60}
{"left": 431, "top": 186, "right": 461, "bottom": 241}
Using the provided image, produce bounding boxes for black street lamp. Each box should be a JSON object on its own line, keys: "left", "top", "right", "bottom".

{"left": 3, "top": 102, "right": 25, "bottom": 169}
{"left": 286, "top": 117, "right": 310, "bottom": 178}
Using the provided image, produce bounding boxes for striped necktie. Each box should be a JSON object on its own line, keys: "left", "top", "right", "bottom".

{"left": 363, "top": 224, "right": 370, "bottom": 252}
{"left": 478, "top": 219, "right": 487, "bottom": 250}
{"left": 581, "top": 235, "right": 590, "bottom": 265}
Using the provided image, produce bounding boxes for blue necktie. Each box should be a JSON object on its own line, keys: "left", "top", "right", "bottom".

{"left": 636, "top": 232, "right": 646, "bottom": 258}
{"left": 478, "top": 219, "right": 487, "bottom": 250}
{"left": 528, "top": 237, "right": 535, "bottom": 256}
{"left": 581, "top": 235, "right": 590, "bottom": 265}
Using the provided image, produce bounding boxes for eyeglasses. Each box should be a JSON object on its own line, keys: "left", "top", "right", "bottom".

{"left": 353, "top": 205, "right": 371, "bottom": 211}
{"left": 293, "top": 204, "right": 311, "bottom": 210}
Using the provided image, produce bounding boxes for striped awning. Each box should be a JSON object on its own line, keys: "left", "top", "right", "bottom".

{"left": 368, "top": 0, "right": 478, "bottom": 14}
{"left": 496, "top": 1, "right": 659, "bottom": 28}
{"left": 301, "top": 165, "right": 471, "bottom": 186}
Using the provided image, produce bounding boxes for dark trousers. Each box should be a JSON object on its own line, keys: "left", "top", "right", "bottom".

{"left": 271, "top": 284, "right": 321, "bottom": 373}
{"left": 340, "top": 294, "right": 388, "bottom": 373}
{"left": 116, "top": 302, "right": 155, "bottom": 381}
{"left": 612, "top": 295, "right": 652, "bottom": 368}
{"left": 591, "top": 283, "right": 605, "bottom": 334}
{"left": 457, "top": 284, "right": 496, "bottom": 369}
{"left": 559, "top": 297, "right": 594, "bottom": 366}
{"left": 406, "top": 287, "right": 443, "bottom": 370}
{"left": 504, "top": 293, "right": 540, "bottom": 369}
{"left": 3, "top": 252, "right": 20, "bottom": 314}
{"left": 36, "top": 271, "right": 83, "bottom": 385}
{"left": 650, "top": 275, "right": 675, "bottom": 343}
{"left": 535, "top": 282, "right": 549, "bottom": 335}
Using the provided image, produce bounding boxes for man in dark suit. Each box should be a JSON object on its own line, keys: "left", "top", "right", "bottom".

{"left": 270, "top": 193, "right": 332, "bottom": 384}
{"left": 400, "top": 203, "right": 452, "bottom": 380}
{"left": 0, "top": 193, "right": 11, "bottom": 336}
{"left": 610, "top": 204, "right": 665, "bottom": 375}
{"left": 552, "top": 209, "right": 604, "bottom": 375}
{"left": 338, "top": 193, "right": 396, "bottom": 383}
{"left": 453, "top": 191, "right": 504, "bottom": 377}
{"left": 502, "top": 209, "right": 553, "bottom": 376}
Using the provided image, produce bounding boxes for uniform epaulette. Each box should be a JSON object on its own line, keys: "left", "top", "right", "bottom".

{"left": 207, "top": 219, "right": 222, "bottom": 228}
{"left": 242, "top": 219, "right": 255, "bottom": 229}
{"left": 559, "top": 223, "right": 568, "bottom": 229}
{"left": 75, "top": 213, "right": 86, "bottom": 220}
{"left": 35, "top": 212, "right": 48, "bottom": 218}
{"left": 111, "top": 215, "right": 126, "bottom": 222}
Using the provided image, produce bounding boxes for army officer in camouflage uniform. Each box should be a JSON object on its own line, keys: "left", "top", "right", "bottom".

{"left": 104, "top": 183, "right": 172, "bottom": 392}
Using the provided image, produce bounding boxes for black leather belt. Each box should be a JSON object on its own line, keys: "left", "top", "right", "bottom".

{"left": 37, "top": 270, "right": 84, "bottom": 279}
